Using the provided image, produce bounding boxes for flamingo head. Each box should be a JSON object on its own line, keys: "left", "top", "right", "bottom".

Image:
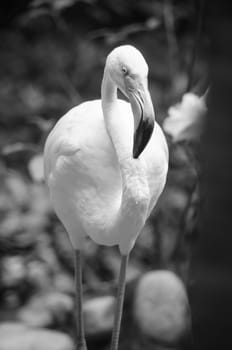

{"left": 106, "top": 45, "right": 155, "bottom": 158}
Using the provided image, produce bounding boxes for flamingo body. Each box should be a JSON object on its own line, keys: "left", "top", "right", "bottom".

{"left": 44, "top": 99, "right": 168, "bottom": 252}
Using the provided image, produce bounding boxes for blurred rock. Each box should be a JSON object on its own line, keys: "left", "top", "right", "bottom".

{"left": 18, "top": 292, "right": 73, "bottom": 327}
{"left": 1, "top": 256, "right": 26, "bottom": 288}
{"left": 83, "top": 295, "right": 114, "bottom": 337}
{"left": 0, "top": 322, "right": 74, "bottom": 350}
{"left": 26, "top": 260, "right": 51, "bottom": 290}
{"left": 54, "top": 273, "right": 74, "bottom": 295}
{"left": 44, "top": 292, "right": 73, "bottom": 324}
{"left": 18, "top": 297, "right": 52, "bottom": 328}
{"left": 133, "top": 270, "right": 191, "bottom": 345}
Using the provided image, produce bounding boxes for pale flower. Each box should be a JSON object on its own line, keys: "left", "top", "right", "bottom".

{"left": 163, "top": 92, "right": 207, "bottom": 142}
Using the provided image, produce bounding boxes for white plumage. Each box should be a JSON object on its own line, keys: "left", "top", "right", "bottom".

{"left": 44, "top": 99, "right": 168, "bottom": 252}
{"left": 44, "top": 45, "right": 168, "bottom": 350}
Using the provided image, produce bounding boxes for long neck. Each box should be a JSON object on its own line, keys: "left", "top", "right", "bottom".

{"left": 101, "top": 68, "right": 150, "bottom": 254}
{"left": 101, "top": 67, "right": 132, "bottom": 161}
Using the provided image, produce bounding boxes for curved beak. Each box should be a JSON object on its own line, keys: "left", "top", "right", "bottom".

{"left": 126, "top": 78, "right": 155, "bottom": 159}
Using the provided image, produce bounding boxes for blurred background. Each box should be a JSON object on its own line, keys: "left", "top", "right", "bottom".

{"left": 0, "top": 1, "right": 210, "bottom": 349}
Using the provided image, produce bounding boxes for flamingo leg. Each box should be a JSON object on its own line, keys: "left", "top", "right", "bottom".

{"left": 110, "top": 254, "right": 129, "bottom": 350}
{"left": 74, "top": 250, "right": 87, "bottom": 350}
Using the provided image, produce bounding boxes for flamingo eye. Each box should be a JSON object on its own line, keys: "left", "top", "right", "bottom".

{"left": 122, "top": 67, "right": 128, "bottom": 75}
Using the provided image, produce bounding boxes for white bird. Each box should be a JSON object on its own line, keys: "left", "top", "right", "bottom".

{"left": 43, "top": 45, "right": 169, "bottom": 350}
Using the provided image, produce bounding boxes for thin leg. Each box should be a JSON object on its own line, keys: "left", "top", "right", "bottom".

{"left": 110, "top": 254, "right": 129, "bottom": 350}
{"left": 74, "top": 249, "right": 87, "bottom": 350}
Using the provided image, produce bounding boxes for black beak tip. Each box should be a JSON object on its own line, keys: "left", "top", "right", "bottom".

{"left": 133, "top": 147, "right": 140, "bottom": 159}
{"left": 133, "top": 118, "right": 154, "bottom": 159}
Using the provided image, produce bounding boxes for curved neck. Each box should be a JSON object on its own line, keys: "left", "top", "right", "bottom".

{"left": 101, "top": 67, "right": 131, "bottom": 162}
{"left": 101, "top": 68, "right": 150, "bottom": 254}
{"left": 101, "top": 67, "right": 117, "bottom": 106}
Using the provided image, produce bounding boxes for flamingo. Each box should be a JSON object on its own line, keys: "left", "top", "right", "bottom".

{"left": 43, "top": 45, "right": 169, "bottom": 350}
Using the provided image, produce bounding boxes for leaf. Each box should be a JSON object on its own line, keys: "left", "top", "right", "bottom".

{"left": 163, "top": 92, "right": 207, "bottom": 142}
